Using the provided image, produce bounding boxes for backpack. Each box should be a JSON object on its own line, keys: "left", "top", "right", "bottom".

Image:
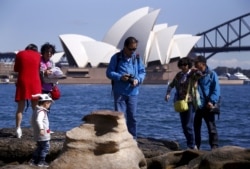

{"left": 111, "top": 52, "right": 122, "bottom": 92}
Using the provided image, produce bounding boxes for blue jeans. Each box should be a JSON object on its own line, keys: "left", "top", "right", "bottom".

{"left": 194, "top": 108, "right": 218, "bottom": 149}
{"left": 179, "top": 103, "right": 195, "bottom": 149}
{"left": 114, "top": 94, "right": 138, "bottom": 138}
{"left": 32, "top": 140, "right": 50, "bottom": 163}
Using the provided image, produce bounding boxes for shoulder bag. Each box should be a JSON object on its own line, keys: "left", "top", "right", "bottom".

{"left": 174, "top": 80, "right": 190, "bottom": 113}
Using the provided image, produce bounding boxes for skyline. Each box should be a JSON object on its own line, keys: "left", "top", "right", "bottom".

{"left": 0, "top": 0, "right": 250, "bottom": 69}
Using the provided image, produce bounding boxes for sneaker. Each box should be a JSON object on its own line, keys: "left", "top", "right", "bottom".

{"left": 37, "top": 161, "right": 49, "bottom": 168}
{"left": 16, "top": 127, "right": 22, "bottom": 138}
{"left": 211, "top": 145, "right": 218, "bottom": 150}
{"left": 187, "top": 145, "right": 198, "bottom": 150}
{"left": 28, "top": 159, "right": 37, "bottom": 166}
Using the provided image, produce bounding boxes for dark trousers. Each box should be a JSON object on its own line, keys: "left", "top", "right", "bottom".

{"left": 179, "top": 103, "right": 195, "bottom": 149}
{"left": 194, "top": 108, "right": 218, "bottom": 149}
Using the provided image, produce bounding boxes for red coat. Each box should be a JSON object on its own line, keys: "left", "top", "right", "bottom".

{"left": 14, "top": 50, "right": 42, "bottom": 101}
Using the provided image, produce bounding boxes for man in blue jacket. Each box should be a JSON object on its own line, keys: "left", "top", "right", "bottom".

{"left": 106, "top": 36, "right": 146, "bottom": 138}
{"left": 194, "top": 55, "right": 220, "bottom": 150}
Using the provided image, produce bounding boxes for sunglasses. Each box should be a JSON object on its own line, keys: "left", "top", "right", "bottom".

{"left": 179, "top": 63, "right": 188, "bottom": 66}
{"left": 127, "top": 48, "right": 137, "bottom": 51}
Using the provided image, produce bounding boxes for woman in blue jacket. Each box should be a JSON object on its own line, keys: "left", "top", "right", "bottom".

{"left": 106, "top": 37, "right": 146, "bottom": 138}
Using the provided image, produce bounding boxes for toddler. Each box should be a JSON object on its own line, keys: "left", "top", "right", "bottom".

{"left": 29, "top": 94, "right": 53, "bottom": 167}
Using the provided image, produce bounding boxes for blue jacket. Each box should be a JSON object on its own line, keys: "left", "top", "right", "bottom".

{"left": 198, "top": 66, "right": 220, "bottom": 108}
{"left": 106, "top": 50, "right": 146, "bottom": 96}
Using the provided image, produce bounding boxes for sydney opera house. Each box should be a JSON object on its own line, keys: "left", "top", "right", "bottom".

{"left": 57, "top": 7, "right": 200, "bottom": 69}
{"left": 1, "top": 7, "right": 200, "bottom": 84}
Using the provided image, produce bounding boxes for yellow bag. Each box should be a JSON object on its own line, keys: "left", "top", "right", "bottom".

{"left": 174, "top": 80, "right": 190, "bottom": 112}
{"left": 174, "top": 100, "right": 188, "bottom": 112}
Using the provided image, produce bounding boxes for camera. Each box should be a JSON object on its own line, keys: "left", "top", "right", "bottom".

{"left": 127, "top": 74, "right": 135, "bottom": 84}
{"left": 209, "top": 105, "right": 220, "bottom": 115}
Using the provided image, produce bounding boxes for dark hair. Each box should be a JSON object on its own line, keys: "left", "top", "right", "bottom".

{"left": 25, "top": 44, "right": 38, "bottom": 51}
{"left": 124, "top": 37, "right": 138, "bottom": 47}
{"left": 177, "top": 57, "right": 192, "bottom": 69}
{"left": 40, "top": 42, "right": 56, "bottom": 55}
{"left": 194, "top": 55, "right": 207, "bottom": 64}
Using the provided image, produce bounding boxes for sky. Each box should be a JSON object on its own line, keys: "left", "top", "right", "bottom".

{"left": 0, "top": 0, "right": 250, "bottom": 69}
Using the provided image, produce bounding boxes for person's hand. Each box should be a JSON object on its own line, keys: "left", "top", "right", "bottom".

{"left": 121, "top": 74, "right": 130, "bottom": 81}
{"left": 131, "top": 79, "right": 138, "bottom": 87}
{"left": 206, "top": 102, "right": 214, "bottom": 109}
{"left": 40, "top": 129, "right": 45, "bottom": 136}
{"left": 165, "top": 94, "right": 170, "bottom": 102}
{"left": 45, "top": 69, "right": 52, "bottom": 76}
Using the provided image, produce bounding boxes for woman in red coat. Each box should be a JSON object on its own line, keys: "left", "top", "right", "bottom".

{"left": 14, "top": 44, "right": 42, "bottom": 138}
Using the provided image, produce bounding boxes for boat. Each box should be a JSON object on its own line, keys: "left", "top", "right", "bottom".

{"left": 0, "top": 75, "right": 10, "bottom": 84}
{"left": 228, "top": 72, "right": 249, "bottom": 80}
{"left": 218, "top": 73, "right": 230, "bottom": 80}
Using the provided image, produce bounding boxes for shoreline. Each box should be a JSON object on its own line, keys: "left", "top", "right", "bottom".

{"left": 57, "top": 78, "right": 245, "bottom": 85}
{"left": 2, "top": 79, "right": 244, "bottom": 85}
{"left": 1, "top": 62, "right": 247, "bottom": 85}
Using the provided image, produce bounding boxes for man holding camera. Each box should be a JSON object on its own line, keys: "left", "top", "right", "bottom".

{"left": 106, "top": 36, "right": 146, "bottom": 138}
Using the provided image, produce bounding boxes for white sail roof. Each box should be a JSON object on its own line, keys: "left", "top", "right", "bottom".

{"left": 58, "top": 7, "right": 200, "bottom": 68}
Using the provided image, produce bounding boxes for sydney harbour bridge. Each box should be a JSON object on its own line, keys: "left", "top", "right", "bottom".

{"left": 191, "top": 12, "right": 250, "bottom": 59}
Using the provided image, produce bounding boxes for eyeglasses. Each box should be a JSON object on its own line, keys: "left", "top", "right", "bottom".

{"left": 127, "top": 48, "right": 137, "bottom": 51}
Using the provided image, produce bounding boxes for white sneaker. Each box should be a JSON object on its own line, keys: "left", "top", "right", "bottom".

{"left": 193, "top": 145, "right": 198, "bottom": 150}
{"left": 16, "top": 127, "right": 22, "bottom": 138}
{"left": 187, "top": 145, "right": 198, "bottom": 150}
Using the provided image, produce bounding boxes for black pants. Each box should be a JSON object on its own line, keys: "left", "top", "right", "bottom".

{"left": 194, "top": 108, "right": 218, "bottom": 149}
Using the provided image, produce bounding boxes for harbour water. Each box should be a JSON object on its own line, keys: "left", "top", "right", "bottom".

{"left": 1, "top": 84, "right": 250, "bottom": 150}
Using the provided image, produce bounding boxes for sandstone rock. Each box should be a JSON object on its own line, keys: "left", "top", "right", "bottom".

{"left": 49, "top": 110, "right": 147, "bottom": 169}
{"left": 188, "top": 146, "right": 250, "bottom": 169}
{"left": 0, "top": 127, "right": 64, "bottom": 165}
{"left": 137, "top": 137, "right": 179, "bottom": 158}
{"left": 3, "top": 111, "right": 250, "bottom": 169}
{"left": 0, "top": 127, "right": 179, "bottom": 169}
{"left": 147, "top": 146, "right": 250, "bottom": 169}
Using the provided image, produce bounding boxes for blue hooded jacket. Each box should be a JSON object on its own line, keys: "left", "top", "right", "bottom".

{"left": 106, "top": 50, "right": 146, "bottom": 96}
{"left": 197, "top": 66, "right": 220, "bottom": 108}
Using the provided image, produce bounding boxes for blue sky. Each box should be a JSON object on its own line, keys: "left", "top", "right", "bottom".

{"left": 0, "top": 0, "right": 250, "bottom": 69}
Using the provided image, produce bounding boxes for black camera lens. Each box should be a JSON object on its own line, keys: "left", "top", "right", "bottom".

{"left": 128, "top": 74, "right": 134, "bottom": 84}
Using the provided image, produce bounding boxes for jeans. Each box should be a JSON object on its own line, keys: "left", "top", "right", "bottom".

{"left": 32, "top": 140, "right": 50, "bottom": 163}
{"left": 179, "top": 102, "right": 195, "bottom": 149}
{"left": 194, "top": 108, "right": 218, "bottom": 149}
{"left": 114, "top": 93, "right": 138, "bottom": 138}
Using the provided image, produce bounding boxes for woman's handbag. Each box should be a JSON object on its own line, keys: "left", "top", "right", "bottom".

{"left": 174, "top": 99, "right": 188, "bottom": 112}
{"left": 50, "top": 85, "right": 61, "bottom": 100}
{"left": 174, "top": 81, "right": 190, "bottom": 112}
